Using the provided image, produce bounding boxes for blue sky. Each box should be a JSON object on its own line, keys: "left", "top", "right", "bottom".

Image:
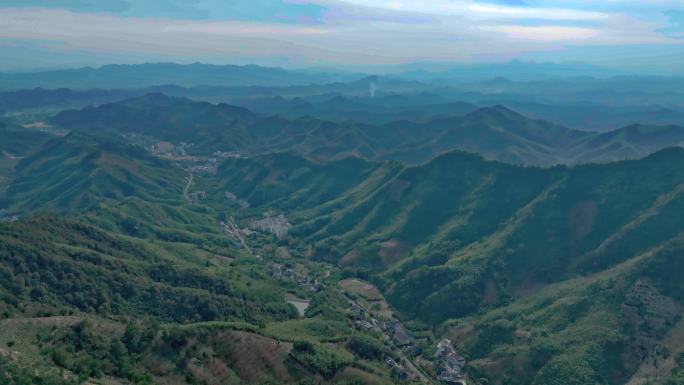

{"left": 0, "top": 0, "right": 683, "bottom": 72}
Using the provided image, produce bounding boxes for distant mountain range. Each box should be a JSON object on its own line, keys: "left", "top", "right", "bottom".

{"left": 390, "top": 60, "right": 626, "bottom": 81}
{"left": 0, "top": 60, "right": 626, "bottom": 90}
{"left": 0, "top": 63, "right": 364, "bottom": 90}
{"left": 3, "top": 78, "right": 683, "bottom": 132}
{"left": 50, "top": 94, "right": 684, "bottom": 166}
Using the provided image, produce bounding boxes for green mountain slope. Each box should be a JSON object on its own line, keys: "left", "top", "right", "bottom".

{"left": 0, "top": 214, "right": 293, "bottom": 323}
{"left": 51, "top": 94, "right": 262, "bottom": 150}
{"left": 439, "top": 235, "right": 684, "bottom": 385}
{"left": 227, "top": 148, "right": 684, "bottom": 318}
{"left": 383, "top": 106, "right": 585, "bottom": 165}
{"left": 210, "top": 148, "right": 684, "bottom": 384}
{"left": 8, "top": 123, "right": 679, "bottom": 383}
{"left": 213, "top": 152, "right": 403, "bottom": 211}
{"left": 0, "top": 131, "right": 184, "bottom": 214}
{"left": 7, "top": 97, "right": 684, "bottom": 384}
{"left": 239, "top": 94, "right": 479, "bottom": 124}
{"left": 0, "top": 122, "right": 57, "bottom": 195}
{"left": 568, "top": 124, "right": 684, "bottom": 163}
{"left": 0, "top": 121, "right": 55, "bottom": 157}
{"left": 0, "top": 212, "right": 400, "bottom": 385}
{"left": 0, "top": 197, "right": 402, "bottom": 384}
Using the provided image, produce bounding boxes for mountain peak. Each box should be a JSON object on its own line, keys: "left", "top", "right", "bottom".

{"left": 641, "top": 146, "right": 684, "bottom": 162}
{"left": 120, "top": 92, "right": 188, "bottom": 107}
{"left": 464, "top": 105, "right": 522, "bottom": 121}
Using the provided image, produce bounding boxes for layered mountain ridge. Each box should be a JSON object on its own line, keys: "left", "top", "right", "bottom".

{"left": 51, "top": 94, "right": 684, "bottom": 166}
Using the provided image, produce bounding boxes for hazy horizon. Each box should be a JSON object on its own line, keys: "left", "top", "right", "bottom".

{"left": 1, "top": 0, "right": 683, "bottom": 73}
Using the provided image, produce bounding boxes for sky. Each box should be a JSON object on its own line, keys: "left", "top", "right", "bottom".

{"left": 0, "top": 0, "right": 683, "bottom": 72}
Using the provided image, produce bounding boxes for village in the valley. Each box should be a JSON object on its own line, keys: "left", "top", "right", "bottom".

{"left": 148, "top": 138, "right": 470, "bottom": 384}
{"left": 342, "top": 278, "right": 468, "bottom": 384}
{"left": 218, "top": 201, "right": 470, "bottom": 384}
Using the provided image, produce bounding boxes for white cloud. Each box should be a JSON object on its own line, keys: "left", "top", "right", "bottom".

{"left": 0, "top": 2, "right": 681, "bottom": 66}
{"left": 467, "top": 4, "right": 607, "bottom": 21}
{"left": 481, "top": 25, "right": 598, "bottom": 41}
{"left": 322, "top": 0, "right": 611, "bottom": 20}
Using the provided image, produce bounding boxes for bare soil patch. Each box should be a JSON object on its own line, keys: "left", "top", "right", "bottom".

{"left": 339, "top": 279, "right": 384, "bottom": 301}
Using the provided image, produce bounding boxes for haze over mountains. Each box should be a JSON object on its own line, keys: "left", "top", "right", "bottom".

{"left": 49, "top": 93, "right": 684, "bottom": 167}
{"left": 1, "top": 61, "right": 684, "bottom": 385}
{"left": 0, "top": 63, "right": 364, "bottom": 89}
{"left": 0, "top": 62, "right": 638, "bottom": 90}
{"left": 4, "top": 65, "right": 684, "bottom": 132}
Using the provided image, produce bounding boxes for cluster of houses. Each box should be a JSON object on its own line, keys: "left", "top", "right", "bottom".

{"left": 189, "top": 161, "right": 218, "bottom": 174}
{"left": 384, "top": 320, "right": 415, "bottom": 348}
{"left": 385, "top": 357, "right": 411, "bottom": 381}
{"left": 188, "top": 150, "right": 243, "bottom": 174}
{"left": 249, "top": 212, "right": 291, "bottom": 239}
{"left": 348, "top": 302, "right": 421, "bottom": 351}
{"left": 187, "top": 190, "right": 207, "bottom": 202}
{"left": 349, "top": 303, "right": 382, "bottom": 332}
{"left": 348, "top": 302, "right": 424, "bottom": 381}
{"left": 212, "top": 150, "right": 243, "bottom": 159}
{"left": 434, "top": 339, "right": 467, "bottom": 384}
{"left": 350, "top": 304, "right": 380, "bottom": 332}
{"left": 219, "top": 211, "right": 291, "bottom": 254}
{"left": 271, "top": 263, "right": 322, "bottom": 292}
{"left": 348, "top": 300, "right": 469, "bottom": 384}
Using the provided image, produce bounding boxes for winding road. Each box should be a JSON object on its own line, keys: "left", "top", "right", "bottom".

{"left": 223, "top": 216, "right": 253, "bottom": 256}
{"left": 183, "top": 170, "right": 194, "bottom": 202}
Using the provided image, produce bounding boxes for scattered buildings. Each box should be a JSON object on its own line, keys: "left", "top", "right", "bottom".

{"left": 403, "top": 344, "right": 422, "bottom": 357}
{"left": 271, "top": 263, "right": 322, "bottom": 292}
{"left": 349, "top": 303, "right": 367, "bottom": 318}
{"left": 213, "top": 150, "right": 243, "bottom": 159}
{"left": 385, "top": 357, "right": 410, "bottom": 381}
{"left": 188, "top": 190, "right": 206, "bottom": 202}
{"left": 189, "top": 162, "right": 218, "bottom": 174}
{"left": 271, "top": 263, "right": 283, "bottom": 279}
{"left": 219, "top": 218, "right": 252, "bottom": 255}
{"left": 434, "top": 339, "right": 467, "bottom": 384}
{"left": 354, "top": 320, "right": 375, "bottom": 331}
{"left": 384, "top": 320, "right": 414, "bottom": 347}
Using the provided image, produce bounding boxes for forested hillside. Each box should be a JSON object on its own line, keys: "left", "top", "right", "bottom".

{"left": 51, "top": 95, "right": 684, "bottom": 166}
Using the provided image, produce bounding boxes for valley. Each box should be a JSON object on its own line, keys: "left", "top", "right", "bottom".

{"left": 1, "top": 63, "right": 684, "bottom": 385}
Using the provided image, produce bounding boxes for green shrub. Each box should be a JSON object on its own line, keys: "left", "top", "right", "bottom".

{"left": 291, "top": 341, "right": 348, "bottom": 378}
{"left": 347, "top": 335, "right": 386, "bottom": 361}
